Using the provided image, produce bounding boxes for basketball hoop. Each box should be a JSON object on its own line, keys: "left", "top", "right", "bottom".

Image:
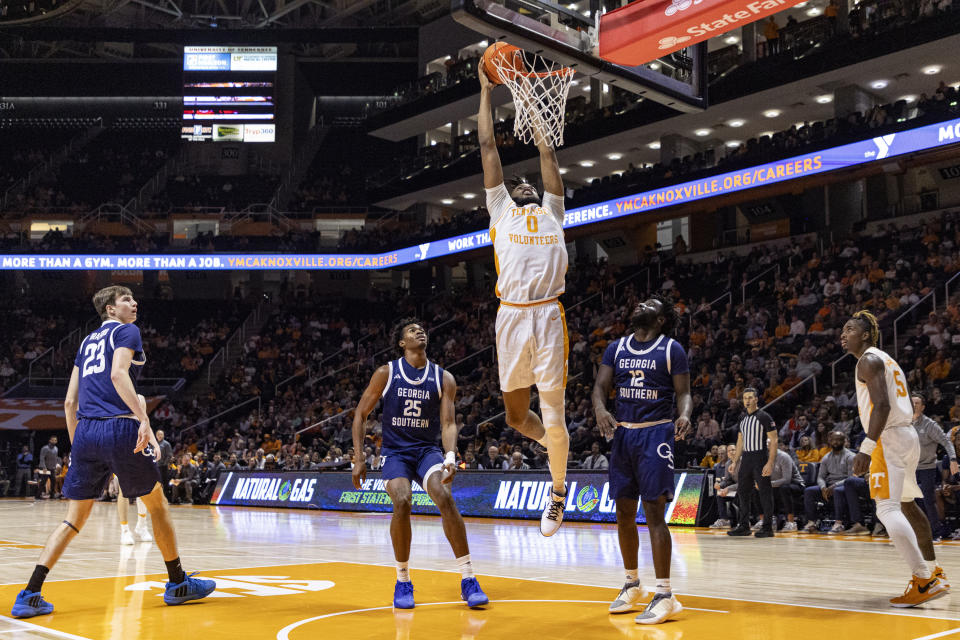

{"left": 485, "top": 44, "right": 575, "bottom": 149}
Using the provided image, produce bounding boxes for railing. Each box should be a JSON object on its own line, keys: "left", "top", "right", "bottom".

{"left": 945, "top": 271, "right": 960, "bottom": 308}
{"left": 830, "top": 352, "right": 854, "bottom": 388}
{"left": 78, "top": 202, "right": 156, "bottom": 234}
{"left": 206, "top": 302, "right": 267, "bottom": 385}
{"left": 612, "top": 267, "right": 651, "bottom": 301}
{"left": 741, "top": 264, "right": 780, "bottom": 304}
{"left": 566, "top": 290, "right": 604, "bottom": 312}
{"left": 761, "top": 373, "right": 817, "bottom": 413}
{"left": 445, "top": 345, "right": 495, "bottom": 371}
{"left": 469, "top": 373, "right": 584, "bottom": 432}
{"left": 296, "top": 405, "right": 350, "bottom": 436}
{"left": 892, "top": 289, "right": 937, "bottom": 361}
{"left": 180, "top": 395, "right": 261, "bottom": 435}
{"left": 27, "top": 347, "right": 54, "bottom": 384}
{"left": 707, "top": 290, "right": 732, "bottom": 310}
{"left": 127, "top": 153, "right": 184, "bottom": 214}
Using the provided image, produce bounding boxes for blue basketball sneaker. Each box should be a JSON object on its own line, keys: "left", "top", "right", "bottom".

{"left": 460, "top": 577, "right": 489, "bottom": 608}
{"left": 163, "top": 572, "right": 216, "bottom": 605}
{"left": 11, "top": 590, "right": 54, "bottom": 618}
{"left": 393, "top": 581, "right": 415, "bottom": 609}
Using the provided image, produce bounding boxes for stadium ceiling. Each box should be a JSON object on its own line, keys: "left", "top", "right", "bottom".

{"left": 0, "top": 0, "right": 442, "bottom": 58}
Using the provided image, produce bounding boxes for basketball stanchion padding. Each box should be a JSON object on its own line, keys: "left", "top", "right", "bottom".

{"left": 482, "top": 41, "right": 575, "bottom": 149}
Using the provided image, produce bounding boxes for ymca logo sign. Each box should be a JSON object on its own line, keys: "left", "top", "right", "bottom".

{"left": 126, "top": 575, "right": 335, "bottom": 598}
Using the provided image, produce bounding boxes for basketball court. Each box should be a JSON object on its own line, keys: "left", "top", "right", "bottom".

{"left": 1, "top": 499, "right": 959, "bottom": 639}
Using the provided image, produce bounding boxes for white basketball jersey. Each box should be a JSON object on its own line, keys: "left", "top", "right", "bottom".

{"left": 486, "top": 183, "right": 567, "bottom": 305}
{"left": 855, "top": 346, "right": 913, "bottom": 429}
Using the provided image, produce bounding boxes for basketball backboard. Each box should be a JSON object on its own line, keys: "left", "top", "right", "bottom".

{"left": 451, "top": 0, "right": 707, "bottom": 112}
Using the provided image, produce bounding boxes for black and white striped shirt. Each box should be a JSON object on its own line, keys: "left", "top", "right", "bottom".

{"left": 739, "top": 409, "right": 776, "bottom": 452}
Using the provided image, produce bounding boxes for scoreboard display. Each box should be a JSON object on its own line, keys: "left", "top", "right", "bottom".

{"left": 181, "top": 46, "right": 277, "bottom": 143}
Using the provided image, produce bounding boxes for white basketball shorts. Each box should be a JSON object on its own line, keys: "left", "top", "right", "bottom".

{"left": 495, "top": 299, "right": 568, "bottom": 393}
{"left": 869, "top": 425, "right": 923, "bottom": 503}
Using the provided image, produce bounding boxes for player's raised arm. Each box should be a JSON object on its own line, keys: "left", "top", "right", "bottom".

{"left": 63, "top": 366, "right": 80, "bottom": 443}
{"left": 592, "top": 363, "right": 618, "bottom": 441}
{"left": 440, "top": 370, "right": 459, "bottom": 484}
{"left": 537, "top": 141, "right": 563, "bottom": 198}
{"left": 351, "top": 364, "right": 389, "bottom": 488}
{"left": 478, "top": 68, "right": 504, "bottom": 189}
{"left": 853, "top": 354, "right": 891, "bottom": 476}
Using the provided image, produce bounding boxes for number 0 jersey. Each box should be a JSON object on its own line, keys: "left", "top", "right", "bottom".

{"left": 73, "top": 320, "right": 146, "bottom": 418}
{"left": 855, "top": 346, "right": 913, "bottom": 429}
{"left": 486, "top": 182, "right": 567, "bottom": 305}
{"left": 602, "top": 334, "right": 689, "bottom": 424}
{"left": 380, "top": 358, "right": 444, "bottom": 452}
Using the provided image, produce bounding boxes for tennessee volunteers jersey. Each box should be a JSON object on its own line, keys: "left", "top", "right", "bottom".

{"left": 485, "top": 183, "right": 567, "bottom": 305}
{"left": 855, "top": 346, "right": 913, "bottom": 429}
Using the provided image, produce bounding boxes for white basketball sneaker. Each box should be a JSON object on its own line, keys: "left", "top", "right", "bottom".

{"left": 609, "top": 582, "right": 648, "bottom": 613}
{"left": 134, "top": 521, "right": 153, "bottom": 543}
{"left": 120, "top": 527, "right": 135, "bottom": 546}
{"left": 635, "top": 593, "right": 682, "bottom": 625}
{"left": 540, "top": 489, "right": 566, "bottom": 537}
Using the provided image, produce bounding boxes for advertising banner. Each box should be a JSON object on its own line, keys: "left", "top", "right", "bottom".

{"left": 8, "top": 117, "right": 960, "bottom": 271}
{"left": 210, "top": 469, "right": 706, "bottom": 526}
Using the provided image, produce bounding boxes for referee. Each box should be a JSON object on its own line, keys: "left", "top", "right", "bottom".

{"left": 727, "top": 387, "right": 778, "bottom": 538}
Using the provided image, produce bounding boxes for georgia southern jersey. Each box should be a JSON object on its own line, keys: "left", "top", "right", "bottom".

{"left": 602, "top": 334, "right": 688, "bottom": 423}
{"left": 73, "top": 321, "right": 146, "bottom": 418}
{"left": 380, "top": 358, "right": 444, "bottom": 451}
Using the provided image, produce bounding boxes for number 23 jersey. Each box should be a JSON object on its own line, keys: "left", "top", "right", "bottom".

{"left": 74, "top": 320, "right": 146, "bottom": 418}
{"left": 486, "top": 182, "right": 567, "bottom": 305}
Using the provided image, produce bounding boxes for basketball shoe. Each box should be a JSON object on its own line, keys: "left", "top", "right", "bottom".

{"left": 460, "top": 577, "right": 488, "bottom": 608}
{"left": 393, "top": 581, "right": 415, "bottom": 609}
{"left": 609, "top": 581, "right": 647, "bottom": 613}
{"left": 120, "top": 526, "right": 135, "bottom": 546}
{"left": 934, "top": 567, "right": 951, "bottom": 590}
{"left": 634, "top": 593, "right": 682, "bottom": 625}
{"left": 540, "top": 489, "right": 566, "bottom": 537}
{"left": 163, "top": 572, "right": 216, "bottom": 605}
{"left": 889, "top": 575, "right": 947, "bottom": 608}
{"left": 134, "top": 521, "right": 153, "bottom": 542}
{"left": 10, "top": 590, "right": 53, "bottom": 618}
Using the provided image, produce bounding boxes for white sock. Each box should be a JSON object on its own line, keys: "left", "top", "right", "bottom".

{"left": 137, "top": 514, "right": 147, "bottom": 528}
{"left": 625, "top": 569, "right": 638, "bottom": 584}
{"left": 456, "top": 554, "right": 474, "bottom": 579}
{"left": 120, "top": 523, "right": 130, "bottom": 533}
{"left": 396, "top": 562, "right": 410, "bottom": 582}
{"left": 655, "top": 579, "right": 671, "bottom": 595}
{"left": 876, "top": 500, "right": 930, "bottom": 579}
{"left": 136, "top": 499, "right": 147, "bottom": 518}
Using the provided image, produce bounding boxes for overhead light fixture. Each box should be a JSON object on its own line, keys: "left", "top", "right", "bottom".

{"left": 815, "top": 94, "right": 833, "bottom": 104}
{"left": 870, "top": 79, "right": 889, "bottom": 89}
{"left": 648, "top": 141, "right": 661, "bottom": 149}
{"left": 899, "top": 94, "right": 918, "bottom": 103}
{"left": 570, "top": 80, "right": 579, "bottom": 86}
{"left": 763, "top": 109, "right": 781, "bottom": 118}
{"left": 650, "top": 62, "right": 661, "bottom": 70}
{"left": 922, "top": 65, "right": 942, "bottom": 75}
{"left": 579, "top": 160, "right": 596, "bottom": 167}
{"left": 694, "top": 128, "right": 712, "bottom": 137}
{"left": 441, "top": 199, "right": 455, "bottom": 205}
{"left": 759, "top": 131, "right": 775, "bottom": 137}
{"left": 727, "top": 119, "right": 745, "bottom": 128}
{"left": 726, "top": 140, "right": 742, "bottom": 148}
{"left": 558, "top": 167, "right": 569, "bottom": 174}
{"left": 806, "top": 7, "right": 820, "bottom": 15}
{"left": 602, "top": 84, "right": 609, "bottom": 94}
{"left": 585, "top": 177, "right": 598, "bottom": 182}
{"left": 430, "top": 140, "right": 436, "bottom": 146}
{"left": 583, "top": 85, "right": 592, "bottom": 92}
{"left": 463, "top": 129, "right": 471, "bottom": 134}
{"left": 724, "top": 36, "right": 739, "bottom": 45}
{"left": 606, "top": 152, "right": 623, "bottom": 160}
{"left": 462, "top": 193, "right": 476, "bottom": 199}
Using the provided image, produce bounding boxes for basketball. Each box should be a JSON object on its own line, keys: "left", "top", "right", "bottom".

{"left": 482, "top": 42, "right": 525, "bottom": 85}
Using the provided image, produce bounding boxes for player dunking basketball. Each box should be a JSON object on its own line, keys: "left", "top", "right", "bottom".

{"left": 352, "top": 319, "right": 488, "bottom": 610}
{"left": 10, "top": 286, "right": 214, "bottom": 619}
{"left": 592, "top": 296, "right": 692, "bottom": 624}
{"left": 843, "top": 310, "right": 950, "bottom": 607}
{"left": 478, "top": 64, "right": 571, "bottom": 537}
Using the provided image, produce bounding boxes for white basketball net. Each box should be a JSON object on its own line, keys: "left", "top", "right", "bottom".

{"left": 490, "top": 50, "right": 575, "bottom": 149}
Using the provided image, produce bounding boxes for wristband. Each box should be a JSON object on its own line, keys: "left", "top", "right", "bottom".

{"left": 445, "top": 451, "right": 456, "bottom": 467}
{"left": 859, "top": 438, "right": 876, "bottom": 456}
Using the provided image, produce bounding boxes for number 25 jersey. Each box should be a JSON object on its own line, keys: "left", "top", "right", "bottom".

{"left": 380, "top": 358, "right": 444, "bottom": 452}
{"left": 73, "top": 320, "right": 146, "bottom": 418}
{"left": 486, "top": 182, "right": 567, "bottom": 305}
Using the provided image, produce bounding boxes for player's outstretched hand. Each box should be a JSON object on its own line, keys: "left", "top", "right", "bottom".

{"left": 134, "top": 418, "right": 160, "bottom": 461}
{"left": 478, "top": 63, "right": 492, "bottom": 92}
{"left": 852, "top": 451, "right": 871, "bottom": 477}
{"left": 675, "top": 416, "right": 692, "bottom": 441}
{"left": 595, "top": 408, "right": 618, "bottom": 441}
{"left": 352, "top": 459, "right": 366, "bottom": 490}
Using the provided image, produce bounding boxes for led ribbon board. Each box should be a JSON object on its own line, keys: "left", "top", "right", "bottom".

{"left": 5, "top": 117, "right": 960, "bottom": 270}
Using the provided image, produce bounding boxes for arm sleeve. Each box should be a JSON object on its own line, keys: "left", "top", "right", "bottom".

{"left": 542, "top": 191, "right": 566, "bottom": 226}
{"left": 113, "top": 324, "right": 143, "bottom": 352}
{"left": 601, "top": 342, "right": 618, "bottom": 368}
{"left": 485, "top": 183, "right": 513, "bottom": 229}
{"left": 770, "top": 457, "right": 788, "bottom": 487}
{"left": 669, "top": 341, "right": 689, "bottom": 376}
{"left": 759, "top": 411, "right": 777, "bottom": 435}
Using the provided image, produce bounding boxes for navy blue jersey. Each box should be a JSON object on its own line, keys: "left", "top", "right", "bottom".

{"left": 73, "top": 321, "right": 146, "bottom": 418}
{"left": 380, "top": 358, "right": 444, "bottom": 451}
{"left": 602, "top": 334, "right": 689, "bottom": 423}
